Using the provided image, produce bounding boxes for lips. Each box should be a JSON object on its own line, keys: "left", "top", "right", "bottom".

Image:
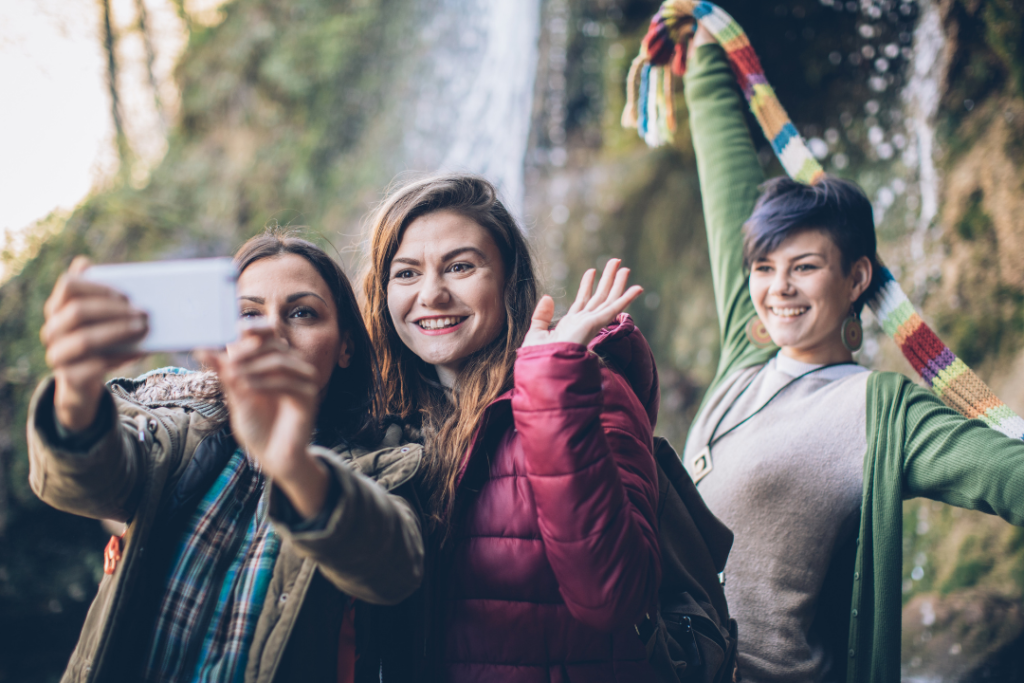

{"left": 770, "top": 306, "right": 809, "bottom": 318}
{"left": 416, "top": 316, "right": 467, "bottom": 330}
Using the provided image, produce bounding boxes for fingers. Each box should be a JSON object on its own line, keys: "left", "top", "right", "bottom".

{"left": 68, "top": 255, "right": 92, "bottom": 276}
{"left": 41, "top": 296, "right": 144, "bottom": 347}
{"left": 586, "top": 259, "right": 621, "bottom": 311}
{"left": 45, "top": 316, "right": 148, "bottom": 369}
{"left": 567, "top": 269, "right": 596, "bottom": 315}
{"left": 44, "top": 274, "right": 129, "bottom": 322}
{"left": 607, "top": 284, "right": 645, "bottom": 318}
{"left": 194, "top": 348, "right": 223, "bottom": 373}
{"left": 218, "top": 345, "right": 320, "bottom": 400}
{"left": 582, "top": 259, "right": 634, "bottom": 313}
{"left": 529, "top": 295, "right": 556, "bottom": 335}
{"left": 226, "top": 327, "right": 285, "bottom": 363}
{"left": 605, "top": 266, "right": 631, "bottom": 304}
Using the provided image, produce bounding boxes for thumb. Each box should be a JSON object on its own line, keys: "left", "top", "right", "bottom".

{"left": 195, "top": 349, "right": 224, "bottom": 376}
{"left": 68, "top": 256, "right": 92, "bottom": 277}
{"left": 529, "top": 295, "right": 555, "bottom": 334}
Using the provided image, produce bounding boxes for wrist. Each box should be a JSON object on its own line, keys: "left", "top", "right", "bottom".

{"left": 54, "top": 376, "right": 106, "bottom": 432}
{"left": 269, "top": 448, "right": 330, "bottom": 520}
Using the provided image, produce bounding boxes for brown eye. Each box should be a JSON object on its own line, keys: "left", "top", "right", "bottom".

{"left": 290, "top": 306, "right": 317, "bottom": 319}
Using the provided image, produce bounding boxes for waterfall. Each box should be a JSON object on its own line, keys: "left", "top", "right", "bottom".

{"left": 402, "top": 0, "right": 541, "bottom": 220}
{"left": 901, "top": 0, "right": 948, "bottom": 278}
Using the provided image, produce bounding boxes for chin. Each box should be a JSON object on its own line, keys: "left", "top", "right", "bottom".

{"left": 407, "top": 340, "right": 471, "bottom": 368}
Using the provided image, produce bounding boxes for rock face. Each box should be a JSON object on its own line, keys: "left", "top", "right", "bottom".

{"left": 0, "top": 0, "right": 1023, "bottom": 679}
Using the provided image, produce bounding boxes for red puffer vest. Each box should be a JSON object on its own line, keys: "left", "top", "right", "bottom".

{"left": 438, "top": 314, "right": 661, "bottom": 682}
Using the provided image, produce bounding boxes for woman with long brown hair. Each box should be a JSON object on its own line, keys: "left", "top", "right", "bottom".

{"left": 363, "top": 174, "right": 662, "bottom": 681}
{"left": 28, "top": 230, "right": 423, "bottom": 683}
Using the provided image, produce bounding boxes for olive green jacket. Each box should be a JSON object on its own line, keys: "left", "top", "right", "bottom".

{"left": 27, "top": 371, "right": 424, "bottom": 683}
{"left": 685, "top": 43, "right": 1024, "bottom": 682}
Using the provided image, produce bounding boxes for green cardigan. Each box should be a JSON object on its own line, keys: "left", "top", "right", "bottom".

{"left": 684, "top": 44, "right": 1024, "bottom": 683}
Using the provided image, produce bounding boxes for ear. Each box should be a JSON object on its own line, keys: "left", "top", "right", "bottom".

{"left": 848, "top": 255, "right": 873, "bottom": 303}
{"left": 337, "top": 333, "right": 352, "bottom": 369}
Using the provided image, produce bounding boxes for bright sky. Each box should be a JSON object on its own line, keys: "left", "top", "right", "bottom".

{"left": 0, "top": 0, "right": 116, "bottom": 237}
{"left": 0, "top": 0, "right": 225, "bottom": 275}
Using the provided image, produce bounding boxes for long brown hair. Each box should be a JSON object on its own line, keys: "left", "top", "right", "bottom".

{"left": 236, "top": 228, "right": 382, "bottom": 448}
{"left": 363, "top": 175, "right": 537, "bottom": 527}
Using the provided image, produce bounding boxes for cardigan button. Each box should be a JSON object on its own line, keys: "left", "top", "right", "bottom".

{"left": 854, "top": 572, "right": 860, "bottom": 580}
{"left": 849, "top": 649, "right": 855, "bottom": 658}
{"left": 279, "top": 592, "right": 288, "bottom": 604}
{"left": 148, "top": 419, "right": 158, "bottom": 432}
{"left": 852, "top": 609, "right": 858, "bottom": 618}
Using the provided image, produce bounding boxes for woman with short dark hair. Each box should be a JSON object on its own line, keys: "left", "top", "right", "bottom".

{"left": 28, "top": 230, "right": 423, "bottom": 683}
{"left": 682, "top": 27, "right": 1024, "bottom": 683}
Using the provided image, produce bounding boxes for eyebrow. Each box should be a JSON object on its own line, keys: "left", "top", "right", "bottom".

{"left": 286, "top": 291, "right": 328, "bottom": 305}
{"left": 391, "top": 246, "right": 488, "bottom": 268}
{"left": 754, "top": 252, "right": 825, "bottom": 262}
{"left": 238, "top": 292, "right": 328, "bottom": 305}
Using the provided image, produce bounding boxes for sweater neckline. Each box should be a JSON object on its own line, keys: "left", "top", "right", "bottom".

{"left": 773, "top": 351, "right": 868, "bottom": 381}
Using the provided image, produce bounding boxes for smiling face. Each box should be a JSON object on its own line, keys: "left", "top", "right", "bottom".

{"left": 232, "top": 253, "right": 350, "bottom": 398}
{"left": 386, "top": 210, "right": 507, "bottom": 386}
{"left": 748, "top": 228, "right": 871, "bottom": 365}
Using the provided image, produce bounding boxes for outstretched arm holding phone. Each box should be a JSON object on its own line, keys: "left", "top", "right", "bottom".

{"left": 42, "top": 256, "right": 148, "bottom": 433}
{"left": 38, "top": 256, "right": 332, "bottom": 520}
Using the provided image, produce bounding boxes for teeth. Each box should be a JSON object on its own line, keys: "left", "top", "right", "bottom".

{"left": 417, "top": 317, "right": 464, "bottom": 330}
{"left": 771, "top": 307, "right": 808, "bottom": 318}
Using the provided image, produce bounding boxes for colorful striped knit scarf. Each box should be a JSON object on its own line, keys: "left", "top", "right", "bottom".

{"left": 623, "top": 0, "right": 1024, "bottom": 440}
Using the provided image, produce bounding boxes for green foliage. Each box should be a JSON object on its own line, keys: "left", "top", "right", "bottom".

{"left": 942, "top": 536, "right": 997, "bottom": 594}
{"left": 936, "top": 187, "right": 1024, "bottom": 367}
{"left": 956, "top": 189, "right": 993, "bottom": 240}
{"left": 984, "top": 0, "right": 1024, "bottom": 95}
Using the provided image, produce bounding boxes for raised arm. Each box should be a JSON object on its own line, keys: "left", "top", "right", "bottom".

{"left": 29, "top": 258, "right": 164, "bottom": 521}
{"left": 684, "top": 41, "right": 774, "bottom": 389}
{"left": 513, "top": 343, "right": 660, "bottom": 631}
{"left": 514, "top": 261, "right": 659, "bottom": 631}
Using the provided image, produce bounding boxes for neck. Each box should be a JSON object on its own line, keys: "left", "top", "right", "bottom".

{"left": 433, "top": 364, "right": 461, "bottom": 389}
{"left": 780, "top": 343, "right": 854, "bottom": 366}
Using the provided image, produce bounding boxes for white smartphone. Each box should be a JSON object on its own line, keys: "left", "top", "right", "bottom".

{"left": 83, "top": 257, "right": 239, "bottom": 352}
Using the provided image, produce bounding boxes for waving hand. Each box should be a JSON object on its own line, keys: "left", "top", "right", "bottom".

{"left": 522, "top": 259, "right": 643, "bottom": 348}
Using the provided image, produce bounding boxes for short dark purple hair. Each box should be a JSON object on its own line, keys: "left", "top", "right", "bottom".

{"left": 742, "top": 175, "right": 883, "bottom": 312}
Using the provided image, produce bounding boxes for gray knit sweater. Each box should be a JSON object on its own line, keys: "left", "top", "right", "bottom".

{"left": 683, "top": 353, "right": 869, "bottom": 683}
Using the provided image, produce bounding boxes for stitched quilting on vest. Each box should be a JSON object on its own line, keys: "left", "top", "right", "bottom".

{"left": 143, "top": 449, "right": 280, "bottom": 683}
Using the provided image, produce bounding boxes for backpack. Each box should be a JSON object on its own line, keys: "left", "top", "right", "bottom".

{"left": 637, "top": 436, "right": 739, "bottom": 683}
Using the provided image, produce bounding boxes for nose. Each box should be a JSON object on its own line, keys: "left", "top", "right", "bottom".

{"left": 768, "top": 268, "right": 794, "bottom": 297}
{"left": 417, "top": 270, "right": 451, "bottom": 308}
{"left": 267, "top": 311, "right": 291, "bottom": 347}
